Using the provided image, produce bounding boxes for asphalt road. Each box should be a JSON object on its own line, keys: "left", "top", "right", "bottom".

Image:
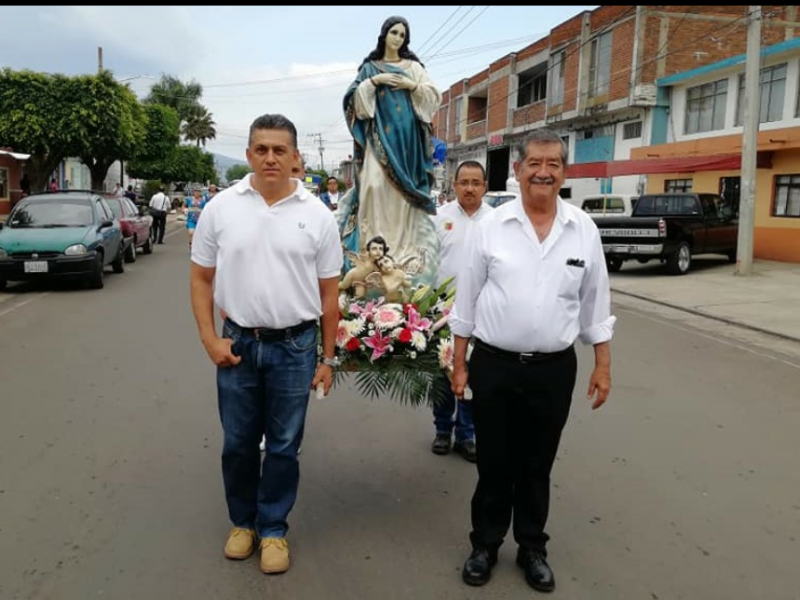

{"left": 0, "top": 230, "right": 798, "bottom": 600}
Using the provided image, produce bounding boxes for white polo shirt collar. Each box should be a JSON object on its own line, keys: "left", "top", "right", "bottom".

{"left": 234, "top": 173, "right": 309, "bottom": 204}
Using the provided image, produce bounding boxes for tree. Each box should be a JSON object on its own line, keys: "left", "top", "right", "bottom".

{"left": 126, "top": 104, "right": 181, "bottom": 180}
{"left": 0, "top": 69, "right": 78, "bottom": 191}
{"left": 181, "top": 105, "right": 217, "bottom": 147}
{"left": 70, "top": 71, "right": 147, "bottom": 190}
{"left": 225, "top": 164, "right": 251, "bottom": 182}
{"left": 129, "top": 144, "right": 216, "bottom": 188}
{"left": 144, "top": 75, "right": 203, "bottom": 124}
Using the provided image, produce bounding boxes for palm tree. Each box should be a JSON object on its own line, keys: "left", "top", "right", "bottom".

{"left": 145, "top": 75, "right": 203, "bottom": 124}
{"left": 181, "top": 105, "right": 217, "bottom": 148}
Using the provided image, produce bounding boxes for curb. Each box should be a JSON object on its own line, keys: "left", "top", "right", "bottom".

{"left": 612, "top": 287, "right": 800, "bottom": 345}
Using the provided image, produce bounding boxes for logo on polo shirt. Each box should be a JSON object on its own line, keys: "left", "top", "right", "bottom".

{"left": 443, "top": 220, "right": 453, "bottom": 231}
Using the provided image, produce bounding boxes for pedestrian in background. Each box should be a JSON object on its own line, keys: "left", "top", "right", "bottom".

{"left": 189, "top": 113, "right": 342, "bottom": 575}
{"left": 429, "top": 160, "right": 492, "bottom": 463}
{"left": 318, "top": 176, "right": 340, "bottom": 211}
{"left": 450, "top": 127, "right": 615, "bottom": 593}
{"left": 148, "top": 186, "right": 170, "bottom": 244}
{"left": 184, "top": 188, "right": 207, "bottom": 247}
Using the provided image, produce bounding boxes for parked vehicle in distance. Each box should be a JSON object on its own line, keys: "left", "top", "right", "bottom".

{"left": 104, "top": 196, "right": 154, "bottom": 262}
{"left": 0, "top": 191, "right": 126, "bottom": 290}
{"left": 580, "top": 193, "right": 638, "bottom": 219}
{"left": 483, "top": 191, "right": 519, "bottom": 208}
{"left": 596, "top": 192, "right": 738, "bottom": 275}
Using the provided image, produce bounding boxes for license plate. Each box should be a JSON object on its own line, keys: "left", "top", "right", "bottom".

{"left": 613, "top": 246, "right": 631, "bottom": 253}
{"left": 24, "top": 260, "right": 48, "bottom": 273}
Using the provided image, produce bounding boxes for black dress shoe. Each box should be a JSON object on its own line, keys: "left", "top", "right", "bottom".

{"left": 453, "top": 439, "right": 477, "bottom": 463}
{"left": 516, "top": 547, "right": 555, "bottom": 592}
{"left": 431, "top": 434, "right": 452, "bottom": 455}
{"left": 462, "top": 547, "right": 497, "bottom": 586}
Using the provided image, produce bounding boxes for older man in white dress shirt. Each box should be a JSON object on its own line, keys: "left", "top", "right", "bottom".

{"left": 450, "top": 127, "right": 615, "bottom": 592}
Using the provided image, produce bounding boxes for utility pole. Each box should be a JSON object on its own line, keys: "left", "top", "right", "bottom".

{"left": 735, "top": 6, "right": 761, "bottom": 276}
{"left": 308, "top": 133, "right": 325, "bottom": 171}
{"left": 97, "top": 46, "right": 103, "bottom": 73}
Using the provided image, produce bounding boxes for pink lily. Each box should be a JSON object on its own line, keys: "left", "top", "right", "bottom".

{"left": 362, "top": 329, "right": 393, "bottom": 362}
{"left": 405, "top": 305, "right": 432, "bottom": 332}
{"left": 349, "top": 297, "right": 385, "bottom": 318}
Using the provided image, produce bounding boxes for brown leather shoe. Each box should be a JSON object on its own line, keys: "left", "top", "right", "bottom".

{"left": 260, "top": 537, "right": 290, "bottom": 574}
{"left": 224, "top": 527, "right": 256, "bottom": 560}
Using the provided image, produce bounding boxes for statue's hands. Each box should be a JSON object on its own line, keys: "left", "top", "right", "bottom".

{"left": 388, "top": 75, "right": 416, "bottom": 91}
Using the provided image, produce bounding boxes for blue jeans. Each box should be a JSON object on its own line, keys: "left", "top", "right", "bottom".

{"left": 433, "top": 380, "right": 475, "bottom": 442}
{"left": 217, "top": 320, "right": 317, "bottom": 539}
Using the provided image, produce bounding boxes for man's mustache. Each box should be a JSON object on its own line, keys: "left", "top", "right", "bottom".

{"left": 527, "top": 178, "right": 555, "bottom": 185}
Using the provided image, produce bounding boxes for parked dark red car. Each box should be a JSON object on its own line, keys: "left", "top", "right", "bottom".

{"left": 104, "top": 196, "right": 153, "bottom": 262}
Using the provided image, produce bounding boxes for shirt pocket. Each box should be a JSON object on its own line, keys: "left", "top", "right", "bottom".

{"left": 558, "top": 265, "right": 584, "bottom": 300}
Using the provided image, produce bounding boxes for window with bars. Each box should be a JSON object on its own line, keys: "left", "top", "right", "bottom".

{"left": 684, "top": 79, "right": 728, "bottom": 134}
{"left": 622, "top": 121, "right": 642, "bottom": 139}
{"left": 736, "top": 63, "right": 787, "bottom": 125}
{"left": 588, "top": 32, "right": 612, "bottom": 97}
{"left": 773, "top": 174, "right": 800, "bottom": 217}
{"left": 549, "top": 51, "right": 566, "bottom": 106}
{"left": 665, "top": 179, "right": 693, "bottom": 193}
{"left": 517, "top": 64, "right": 548, "bottom": 108}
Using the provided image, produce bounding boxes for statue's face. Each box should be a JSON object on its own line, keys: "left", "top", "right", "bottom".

{"left": 377, "top": 256, "right": 393, "bottom": 273}
{"left": 385, "top": 23, "right": 406, "bottom": 53}
{"left": 367, "top": 242, "right": 384, "bottom": 259}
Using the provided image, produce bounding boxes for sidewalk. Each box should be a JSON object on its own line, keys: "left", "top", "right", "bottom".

{"left": 610, "top": 257, "right": 800, "bottom": 343}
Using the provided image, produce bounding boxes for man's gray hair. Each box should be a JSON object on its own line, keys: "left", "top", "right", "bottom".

{"left": 515, "top": 127, "right": 568, "bottom": 166}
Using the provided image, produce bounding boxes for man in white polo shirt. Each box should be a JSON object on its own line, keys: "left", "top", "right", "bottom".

{"left": 429, "top": 160, "right": 492, "bottom": 463}
{"left": 450, "top": 128, "right": 615, "bottom": 592}
{"left": 190, "top": 113, "right": 343, "bottom": 576}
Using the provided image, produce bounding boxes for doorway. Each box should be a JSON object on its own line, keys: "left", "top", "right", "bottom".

{"left": 486, "top": 146, "right": 510, "bottom": 192}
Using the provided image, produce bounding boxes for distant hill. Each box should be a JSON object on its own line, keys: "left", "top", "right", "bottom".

{"left": 212, "top": 153, "right": 249, "bottom": 184}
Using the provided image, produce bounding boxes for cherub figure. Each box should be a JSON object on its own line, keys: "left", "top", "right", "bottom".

{"left": 372, "top": 254, "right": 412, "bottom": 303}
{"left": 339, "top": 235, "right": 389, "bottom": 298}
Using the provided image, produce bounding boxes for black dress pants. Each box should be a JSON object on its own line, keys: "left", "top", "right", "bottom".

{"left": 467, "top": 341, "right": 577, "bottom": 554}
{"left": 151, "top": 213, "right": 167, "bottom": 243}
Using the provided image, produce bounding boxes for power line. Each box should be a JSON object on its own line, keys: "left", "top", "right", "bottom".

{"left": 416, "top": 6, "right": 466, "bottom": 56}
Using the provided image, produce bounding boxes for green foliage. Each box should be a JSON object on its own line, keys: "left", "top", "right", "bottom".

{"left": 144, "top": 75, "right": 203, "bottom": 124}
{"left": 140, "top": 180, "right": 164, "bottom": 201}
{"left": 225, "top": 164, "right": 251, "bottom": 182}
{"left": 136, "top": 104, "right": 181, "bottom": 162}
{"left": 182, "top": 105, "right": 217, "bottom": 148}
{"left": 0, "top": 68, "right": 79, "bottom": 191}
{"left": 71, "top": 71, "right": 148, "bottom": 189}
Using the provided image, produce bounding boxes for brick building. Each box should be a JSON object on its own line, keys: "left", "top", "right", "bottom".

{"left": 437, "top": 17, "right": 786, "bottom": 199}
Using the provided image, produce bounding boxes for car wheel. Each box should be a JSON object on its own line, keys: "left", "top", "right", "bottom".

{"left": 111, "top": 244, "right": 125, "bottom": 274}
{"left": 726, "top": 249, "right": 737, "bottom": 264}
{"left": 142, "top": 235, "right": 153, "bottom": 255}
{"left": 124, "top": 237, "right": 137, "bottom": 263}
{"left": 88, "top": 253, "right": 105, "bottom": 289}
{"left": 606, "top": 256, "right": 623, "bottom": 273}
{"left": 666, "top": 241, "right": 692, "bottom": 275}
{"left": 0, "top": 278, "right": 7, "bottom": 291}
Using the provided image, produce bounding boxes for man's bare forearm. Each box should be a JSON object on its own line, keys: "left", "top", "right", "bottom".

{"left": 453, "top": 335, "right": 470, "bottom": 369}
{"left": 190, "top": 264, "right": 218, "bottom": 348}
{"left": 319, "top": 278, "right": 339, "bottom": 359}
{"left": 593, "top": 341, "right": 611, "bottom": 369}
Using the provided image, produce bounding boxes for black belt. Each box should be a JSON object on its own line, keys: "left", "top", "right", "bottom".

{"left": 225, "top": 318, "right": 317, "bottom": 342}
{"left": 474, "top": 338, "right": 574, "bottom": 364}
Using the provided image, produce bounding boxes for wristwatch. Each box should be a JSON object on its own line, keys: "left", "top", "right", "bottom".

{"left": 321, "top": 356, "right": 341, "bottom": 368}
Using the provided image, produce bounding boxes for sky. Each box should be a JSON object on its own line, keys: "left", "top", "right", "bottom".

{"left": 0, "top": 6, "right": 597, "bottom": 169}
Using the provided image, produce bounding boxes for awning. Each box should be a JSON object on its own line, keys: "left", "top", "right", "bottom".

{"left": 0, "top": 149, "right": 31, "bottom": 160}
{"left": 565, "top": 152, "right": 773, "bottom": 178}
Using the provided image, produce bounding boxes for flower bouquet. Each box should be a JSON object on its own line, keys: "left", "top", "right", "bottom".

{"left": 332, "top": 278, "right": 456, "bottom": 407}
